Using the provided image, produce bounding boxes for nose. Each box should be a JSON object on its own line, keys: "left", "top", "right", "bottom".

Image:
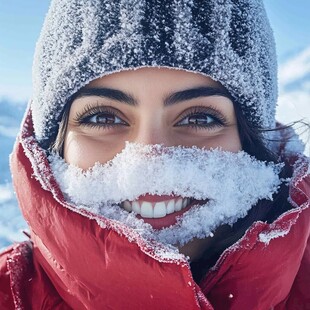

{"left": 134, "top": 127, "right": 170, "bottom": 146}
{"left": 132, "top": 116, "right": 172, "bottom": 146}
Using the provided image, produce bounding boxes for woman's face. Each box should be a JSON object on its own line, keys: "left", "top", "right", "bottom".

{"left": 64, "top": 67, "right": 242, "bottom": 260}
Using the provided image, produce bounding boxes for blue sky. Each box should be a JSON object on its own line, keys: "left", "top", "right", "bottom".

{"left": 264, "top": 1, "right": 310, "bottom": 60}
{"left": 0, "top": 1, "right": 310, "bottom": 154}
{"left": 0, "top": 2, "right": 50, "bottom": 101}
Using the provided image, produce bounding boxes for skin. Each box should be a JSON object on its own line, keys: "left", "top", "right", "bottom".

{"left": 64, "top": 67, "right": 242, "bottom": 261}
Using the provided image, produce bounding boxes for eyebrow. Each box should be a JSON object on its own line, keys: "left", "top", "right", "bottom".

{"left": 164, "top": 87, "right": 233, "bottom": 106}
{"left": 75, "top": 87, "right": 137, "bottom": 105}
{"left": 74, "top": 86, "right": 233, "bottom": 106}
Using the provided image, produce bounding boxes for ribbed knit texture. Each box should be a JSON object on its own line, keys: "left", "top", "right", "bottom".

{"left": 32, "top": 0, "right": 277, "bottom": 146}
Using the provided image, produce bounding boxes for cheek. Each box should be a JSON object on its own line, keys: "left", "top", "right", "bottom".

{"left": 209, "top": 128, "right": 242, "bottom": 152}
{"left": 63, "top": 131, "right": 125, "bottom": 169}
{"left": 185, "top": 127, "right": 242, "bottom": 152}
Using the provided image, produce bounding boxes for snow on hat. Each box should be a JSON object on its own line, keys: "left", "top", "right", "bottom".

{"left": 32, "top": 0, "right": 277, "bottom": 147}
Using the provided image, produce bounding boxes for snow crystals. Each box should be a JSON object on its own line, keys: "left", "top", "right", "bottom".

{"left": 259, "top": 228, "right": 291, "bottom": 245}
{"left": 50, "top": 142, "right": 283, "bottom": 247}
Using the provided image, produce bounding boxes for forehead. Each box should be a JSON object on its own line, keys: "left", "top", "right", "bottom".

{"left": 86, "top": 67, "right": 224, "bottom": 92}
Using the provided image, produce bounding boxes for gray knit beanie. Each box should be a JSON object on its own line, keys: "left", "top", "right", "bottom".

{"left": 32, "top": 0, "right": 277, "bottom": 147}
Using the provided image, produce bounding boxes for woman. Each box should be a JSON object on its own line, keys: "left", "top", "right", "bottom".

{"left": 1, "top": 0, "right": 309, "bottom": 309}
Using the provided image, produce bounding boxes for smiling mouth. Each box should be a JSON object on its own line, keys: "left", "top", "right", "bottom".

{"left": 121, "top": 196, "right": 193, "bottom": 218}
{"left": 120, "top": 194, "right": 207, "bottom": 229}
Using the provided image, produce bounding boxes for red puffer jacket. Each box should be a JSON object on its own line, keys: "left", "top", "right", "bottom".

{"left": 1, "top": 111, "right": 309, "bottom": 310}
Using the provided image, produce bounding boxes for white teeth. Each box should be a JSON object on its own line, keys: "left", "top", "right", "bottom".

{"left": 132, "top": 201, "right": 140, "bottom": 214}
{"left": 153, "top": 202, "right": 166, "bottom": 218}
{"left": 123, "top": 200, "right": 132, "bottom": 212}
{"left": 121, "top": 197, "right": 193, "bottom": 218}
{"left": 166, "top": 199, "right": 175, "bottom": 214}
{"left": 141, "top": 201, "right": 153, "bottom": 218}
{"left": 175, "top": 198, "right": 183, "bottom": 211}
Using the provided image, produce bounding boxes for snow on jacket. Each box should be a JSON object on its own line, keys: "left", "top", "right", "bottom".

{"left": 0, "top": 110, "right": 309, "bottom": 309}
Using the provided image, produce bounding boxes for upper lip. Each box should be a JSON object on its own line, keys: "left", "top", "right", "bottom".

{"left": 133, "top": 194, "right": 179, "bottom": 203}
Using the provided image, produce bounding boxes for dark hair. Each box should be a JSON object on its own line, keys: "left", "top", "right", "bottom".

{"left": 49, "top": 95, "right": 299, "bottom": 283}
{"left": 49, "top": 97, "right": 73, "bottom": 157}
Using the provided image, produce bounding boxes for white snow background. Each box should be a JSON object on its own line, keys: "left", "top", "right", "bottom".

{"left": 0, "top": 47, "right": 310, "bottom": 251}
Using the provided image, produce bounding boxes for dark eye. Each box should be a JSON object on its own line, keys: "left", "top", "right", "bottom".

{"left": 87, "top": 113, "right": 125, "bottom": 125}
{"left": 175, "top": 105, "right": 228, "bottom": 130}
{"left": 74, "top": 105, "right": 129, "bottom": 129}
{"left": 177, "top": 113, "right": 217, "bottom": 126}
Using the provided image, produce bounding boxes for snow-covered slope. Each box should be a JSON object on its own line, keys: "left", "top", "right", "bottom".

{"left": 0, "top": 99, "right": 27, "bottom": 250}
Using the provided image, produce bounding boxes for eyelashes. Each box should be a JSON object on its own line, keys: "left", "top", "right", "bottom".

{"left": 175, "top": 105, "right": 228, "bottom": 129}
{"left": 73, "top": 103, "right": 229, "bottom": 131}
{"left": 73, "top": 103, "right": 129, "bottom": 129}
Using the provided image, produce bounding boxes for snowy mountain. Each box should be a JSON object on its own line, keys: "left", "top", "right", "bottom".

{"left": 0, "top": 99, "right": 27, "bottom": 250}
